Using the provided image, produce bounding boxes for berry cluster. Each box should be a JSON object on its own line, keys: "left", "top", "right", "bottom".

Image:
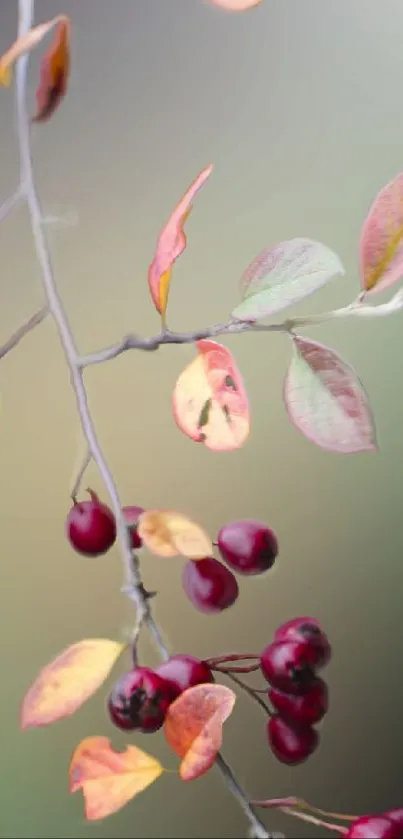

{"left": 260, "top": 616, "right": 331, "bottom": 766}
{"left": 107, "top": 655, "right": 213, "bottom": 733}
{"left": 346, "top": 810, "right": 403, "bottom": 838}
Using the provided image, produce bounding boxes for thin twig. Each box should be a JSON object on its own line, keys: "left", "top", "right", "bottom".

{"left": 14, "top": 4, "right": 269, "bottom": 835}
{"left": 0, "top": 186, "right": 23, "bottom": 224}
{"left": 221, "top": 670, "right": 271, "bottom": 715}
{"left": 280, "top": 807, "right": 347, "bottom": 835}
{"left": 0, "top": 305, "right": 48, "bottom": 359}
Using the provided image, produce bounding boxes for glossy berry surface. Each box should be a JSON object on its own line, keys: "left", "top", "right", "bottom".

{"left": 345, "top": 816, "right": 402, "bottom": 838}
{"left": 217, "top": 519, "right": 278, "bottom": 575}
{"left": 66, "top": 490, "right": 116, "bottom": 556}
{"left": 275, "top": 616, "right": 331, "bottom": 669}
{"left": 268, "top": 676, "right": 329, "bottom": 725}
{"left": 155, "top": 654, "right": 214, "bottom": 698}
{"left": 385, "top": 811, "right": 403, "bottom": 829}
{"left": 260, "top": 640, "right": 320, "bottom": 694}
{"left": 123, "top": 505, "right": 145, "bottom": 549}
{"left": 107, "top": 667, "right": 174, "bottom": 733}
{"left": 267, "top": 714, "right": 319, "bottom": 766}
{"left": 182, "top": 556, "right": 239, "bottom": 614}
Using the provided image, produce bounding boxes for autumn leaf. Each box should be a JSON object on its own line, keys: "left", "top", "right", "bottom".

{"left": 148, "top": 164, "right": 213, "bottom": 319}
{"left": 70, "top": 737, "right": 163, "bottom": 821}
{"left": 21, "top": 639, "right": 124, "bottom": 729}
{"left": 0, "top": 15, "right": 67, "bottom": 88}
{"left": 359, "top": 172, "right": 403, "bottom": 294}
{"left": 137, "top": 509, "right": 213, "bottom": 559}
{"left": 232, "top": 239, "right": 344, "bottom": 322}
{"left": 208, "top": 0, "right": 262, "bottom": 10}
{"left": 32, "top": 16, "right": 71, "bottom": 122}
{"left": 164, "top": 684, "right": 236, "bottom": 781}
{"left": 283, "top": 335, "right": 377, "bottom": 454}
{"left": 172, "top": 339, "right": 250, "bottom": 452}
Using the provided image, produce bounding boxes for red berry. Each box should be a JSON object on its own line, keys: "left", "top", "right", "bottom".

{"left": 66, "top": 489, "right": 116, "bottom": 556}
{"left": 267, "top": 714, "right": 319, "bottom": 766}
{"left": 260, "top": 640, "right": 320, "bottom": 694}
{"left": 385, "top": 811, "right": 403, "bottom": 829}
{"left": 217, "top": 519, "right": 278, "bottom": 575}
{"left": 182, "top": 557, "right": 239, "bottom": 614}
{"left": 123, "top": 505, "right": 145, "bottom": 549}
{"left": 346, "top": 816, "right": 402, "bottom": 838}
{"left": 107, "top": 667, "right": 174, "bottom": 733}
{"left": 275, "top": 616, "right": 331, "bottom": 669}
{"left": 155, "top": 655, "right": 214, "bottom": 698}
{"left": 268, "top": 677, "right": 329, "bottom": 726}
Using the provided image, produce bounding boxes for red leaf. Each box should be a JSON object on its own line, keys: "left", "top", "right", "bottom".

{"left": 164, "top": 683, "right": 236, "bottom": 781}
{"left": 21, "top": 639, "right": 124, "bottom": 729}
{"left": 148, "top": 164, "right": 213, "bottom": 318}
{"left": 172, "top": 340, "right": 250, "bottom": 451}
{"left": 69, "top": 737, "right": 163, "bottom": 821}
{"left": 32, "top": 16, "right": 71, "bottom": 123}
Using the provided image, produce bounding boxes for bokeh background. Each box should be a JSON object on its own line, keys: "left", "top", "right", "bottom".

{"left": 0, "top": 0, "right": 402, "bottom": 836}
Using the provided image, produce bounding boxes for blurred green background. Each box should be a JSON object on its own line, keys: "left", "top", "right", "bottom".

{"left": 1, "top": 1, "right": 403, "bottom": 836}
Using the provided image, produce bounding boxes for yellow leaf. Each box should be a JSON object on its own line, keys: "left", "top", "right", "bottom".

{"left": 137, "top": 509, "right": 213, "bottom": 559}
{"left": 0, "top": 16, "right": 62, "bottom": 87}
{"left": 21, "top": 639, "right": 124, "bottom": 729}
{"left": 70, "top": 736, "right": 163, "bottom": 821}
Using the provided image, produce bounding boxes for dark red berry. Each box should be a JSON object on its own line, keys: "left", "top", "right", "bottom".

{"left": 267, "top": 714, "right": 319, "bottom": 766}
{"left": 275, "top": 616, "right": 331, "bottom": 669}
{"left": 66, "top": 489, "right": 116, "bottom": 556}
{"left": 182, "top": 557, "right": 239, "bottom": 614}
{"left": 385, "top": 811, "right": 403, "bottom": 829}
{"left": 217, "top": 519, "right": 278, "bottom": 575}
{"left": 260, "top": 640, "right": 320, "bottom": 694}
{"left": 155, "top": 654, "right": 214, "bottom": 698}
{"left": 107, "top": 667, "right": 174, "bottom": 733}
{"left": 346, "top": 816, "right": 402, "bottom": 838}
{"left": 268, "top": 677, "right": 329, "bottom": 726}
{"left": 123, "top": 505, "right": 145, "bottom": 549}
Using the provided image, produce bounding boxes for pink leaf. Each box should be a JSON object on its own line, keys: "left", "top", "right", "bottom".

{"left": 207, "top": 0, "right": 262, "bottom": 9}
{"left": 172, "top": 340, "right": 250, "bottom": 452}
{"left": 283, "top": 336, "right": 377, "bottom": 454}
{"left": 359, "top": 172, "right": 403, "bottom": 294}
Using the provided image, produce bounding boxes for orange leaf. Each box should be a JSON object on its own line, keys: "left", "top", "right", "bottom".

{"left": 164, "top": 684, "right": 236, "bottom": 781}
{"left": 148, "top": 164, "right": 213, "bottom": 318}
{"left": 69, "top": 736, "right": 163, "bottom": 821}
{"left": 32, "top": 16, "right": 71, "bottom": 122}
{"left": 172, "top": 339, "right": 250, "bottom": 452}
{"left": 137, "top": 509, "right": 213, "bottom": 559}
{"left": 21, "top": 639, "right": 124, "bottom": 729}
{"left": 0, "top": 17, "right": 60, "bottom": 87}
{"left": 359, "top": 172, "right": 403, "bottom": 294}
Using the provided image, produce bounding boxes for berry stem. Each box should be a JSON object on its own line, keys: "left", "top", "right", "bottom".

{"left": 205, "top": 653, "right": 260, "bottom": 667}
{"left": 221, "top": 670, "right": 272, "bottom": 715}
{"left": 280, "top": 807, "right": 348, "bottom": 835}
{"left": 210, "top": 663, "right": 261, "bottom": 674}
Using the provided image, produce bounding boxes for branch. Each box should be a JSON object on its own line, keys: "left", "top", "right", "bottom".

{"left": 77, "top": 290, "right": 403, "bottom": 368}
{"left": 0, "top": 305, "right": 48, "bottom": 359}
{"left": 14, "top": 3, "right": 269, "bottom": 836}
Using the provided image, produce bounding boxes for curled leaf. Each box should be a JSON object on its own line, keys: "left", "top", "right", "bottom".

{"left": 164, "top": 684, "right": 236, "bottom": 781}
{"left": 21, "top": 639, "right": 124, "bottom": 729}
{"left": 232, "top": 238, "right": 344, "bottom": 322}
{"left": 148, "top": 164, "right": 213, "bottom": 318}
{"left": 283, "top": 335, "right": 377, "bottom": 454}
{"left": 32, "top": 16, "right": 71, "bottom": 122}
{"left": 208, "top": 0, "right": 262, "bottom": 8}
{"left": 359, "top": 172, "right": 403, "bottom": 294}
{"left": 0, "top": 16, "right": 64, "bottom": 87}
{"left": 70, "top": 736, "right": 163, "bottom": 821}
{"left": 172, "top": 339, "right": 250, "bottom": 451}
{"left": 137, "top": 510, "right": 213, "bottom": 559}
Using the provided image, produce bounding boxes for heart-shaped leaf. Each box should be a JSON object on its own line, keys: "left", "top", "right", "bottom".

{"left": 231, "top": 238, "right": 344, "bottom": 322}
{"left": 21, "top": 639, "right": 124, "bottom": 729}
{"left": 164, "top": 683, "right": 236, "bottom": 781}
{"left": 32, "top": 15, "right": 71, "bottom": 122}
{"left": 359, "top": 172, "right": 403, "bottom": 294}
{"left": 137, "top": 509, "right": 213, "bottom": 559}
{"left": 69, "top": 736, "right": 163, "bottom": 821}
{"left": 172, "top": 339, "right": 250, "bottom": 451}
{"left": 283, "top": 335, "right": 377, "bottom": 454}
{"left": 148, "top": 164, "right": 213, "bottom": 319}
